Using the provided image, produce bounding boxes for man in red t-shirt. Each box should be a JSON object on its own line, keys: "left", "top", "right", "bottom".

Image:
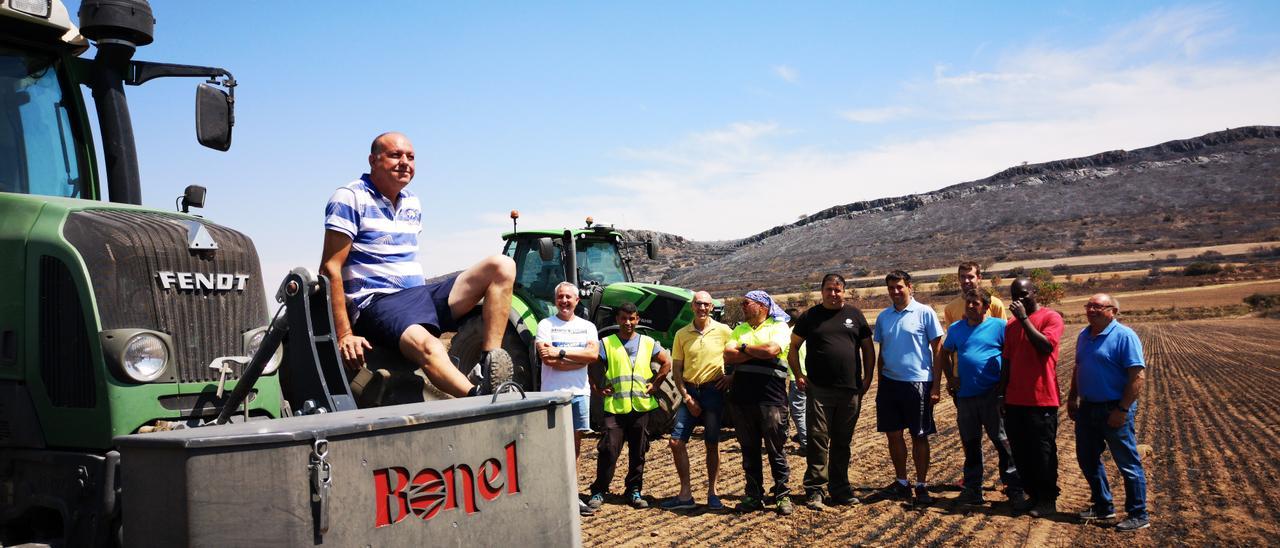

{"left": 1000, "top": 278, "right": 1064, "bottom": 518}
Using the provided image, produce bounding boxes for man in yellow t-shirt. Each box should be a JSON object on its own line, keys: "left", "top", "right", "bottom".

{"left": 660, "top": 291, "right": 733, "bottom": 511}
{"left": 944, "top": 261, "right": 1009, "bottom": 328}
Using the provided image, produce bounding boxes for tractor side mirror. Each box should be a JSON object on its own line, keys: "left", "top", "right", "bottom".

{"left": 196, "top": 83, "right": 233, "bottom": 151}
{"left": 537, "top": 237, "right": 555, "bottom": 261}
{"left": 646, "top": 239, "right": 659, "bottom": 260}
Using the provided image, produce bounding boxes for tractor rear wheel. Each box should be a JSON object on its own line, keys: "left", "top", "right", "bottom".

{"left": 447, "top": 316, "right": 533, "bottom": 391}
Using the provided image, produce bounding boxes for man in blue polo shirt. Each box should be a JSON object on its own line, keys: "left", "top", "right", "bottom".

{"left": 870, "top": 270, "right": 944, "bottom": 506}
{"left": 940, "top": 290, "right": 1025, "bottom": 507}
{"left": 321, "top": 132, "right": 516, "bottom": 398}
{"left": 1067, "top": 293, "right": 1149, "bottom": 532}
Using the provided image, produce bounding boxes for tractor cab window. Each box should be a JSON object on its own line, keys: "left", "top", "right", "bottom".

{"left": 505, "top": 237, "right": 566, "bottom": 300}
{"left": 576, "top": 239, "right": 627, "bottom": 285}
{"left": 0, "top": 47, "right": 86, "bottom": 198}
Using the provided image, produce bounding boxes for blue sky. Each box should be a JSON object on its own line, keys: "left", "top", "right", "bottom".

{"left": 65, "top": 1, "right": 1280, "bottom": 286}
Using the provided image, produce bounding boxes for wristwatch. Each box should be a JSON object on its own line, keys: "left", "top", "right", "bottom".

{"left": 558, "top": 349, "right": 567, "bottom": 360}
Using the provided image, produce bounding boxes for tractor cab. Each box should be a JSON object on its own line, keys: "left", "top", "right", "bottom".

{"left": 501, "top": 216, "right": 713, "bottom": 349}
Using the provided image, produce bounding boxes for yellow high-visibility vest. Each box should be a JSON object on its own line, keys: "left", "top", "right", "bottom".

{"left": 602, "top": 334, "right": 658, "bottom": 414}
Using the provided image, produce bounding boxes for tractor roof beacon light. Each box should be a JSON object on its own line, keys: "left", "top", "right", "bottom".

{"left": 585, "top": 216, "right": 594, "bottom": 228}
{"left": 510, "top": 210, "right": 519, "bottom": 233}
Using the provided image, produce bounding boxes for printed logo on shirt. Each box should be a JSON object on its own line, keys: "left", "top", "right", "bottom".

{"left": 844, "top": 318, "right": 854, "bottom": 329}
{"left": 400, "top": 208, "right": 422, "bottom": 224}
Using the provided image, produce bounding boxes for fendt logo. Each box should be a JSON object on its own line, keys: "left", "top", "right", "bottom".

{"left": 156, "top": 271, "right": 250, "bottom": 291}
{"left": 372, "top": 440, "right": 521, "bottom": 527}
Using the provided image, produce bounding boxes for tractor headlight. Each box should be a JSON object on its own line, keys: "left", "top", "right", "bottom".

{"left": 244, "top": 326, "right": 281, "bottom": 375}
{"left": 123, "top": 334, "right": 168, "bottom": 381}
{"left": 102, "top": 329, "right": 173, "bottom": 383}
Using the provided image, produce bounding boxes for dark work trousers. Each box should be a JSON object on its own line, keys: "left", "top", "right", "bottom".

{"left": 733, "top": 403, "right": 790, "bottom": 499}
{"left": 1004, "top": 405, "right": 1060, "bottom": 503}
{"left": 802, "top": 384, "right": 862, "bottom": 499}
{"left": 956, "top": 391, "right": 1022, "bottom": 494}
{"left": 590, "top": 410, "right": 651, "bottom": 495}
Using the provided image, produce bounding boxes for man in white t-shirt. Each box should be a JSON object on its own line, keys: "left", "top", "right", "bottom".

{"left": 535, "top": 281, "right": 599, "bottom": 515}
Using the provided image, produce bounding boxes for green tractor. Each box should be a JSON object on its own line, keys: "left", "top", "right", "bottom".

{"left": 447, "top": 215, "right": 722, "bottom": 431}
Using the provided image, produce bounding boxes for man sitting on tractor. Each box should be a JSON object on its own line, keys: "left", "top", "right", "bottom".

{"left": 320, "top": 131, "right": 516, "bottom": 397}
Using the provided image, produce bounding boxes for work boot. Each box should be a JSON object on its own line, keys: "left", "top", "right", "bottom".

{"left": 955, "top": 488, "right": 986, "bottom": 506}
{"left": 468, "top": 348, "right": 514, "bottom": 395}
{"left": 776, "top": 495, "right": 795, "bottom": 516}
{"left": 805, "top": 491, "right": 827, "bottom": 511}
{"left": 628, "top": 490, "right": 649, "bottom": 509}
{"left": 1029, "top": 500, "right": 1057, "bottom": 518}
{"left": 735, "top": 496, "right": 764, "bottom": 512}
{"left": 587, "top": 492, "right": 604, "bottom": 510}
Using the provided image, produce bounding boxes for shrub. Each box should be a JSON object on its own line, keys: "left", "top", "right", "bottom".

{"left": 935, "top": 274, "right": 959, "bottom": 295}
{"left": 1243, "top": 293, "right": 1280, "bottom": 311}
{"left": 1183, "top": 262, "right": 1223, "bottom": 276}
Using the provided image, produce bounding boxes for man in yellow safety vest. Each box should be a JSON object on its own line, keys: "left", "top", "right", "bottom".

{"left": 586, "top": 302, "right": 672, "bottom": 510}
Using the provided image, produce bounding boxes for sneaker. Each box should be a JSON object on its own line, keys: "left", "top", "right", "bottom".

{"left": 587, "top": 492, "right": 604, "bottom": 510}
{"left": 776, "top": 495, "right": 795, "bottom": 516}
{"left": 659, "top": 496, "right": 697, "bottom": 510}
{"left": 868, "top": 481, "right": 913, "bottom": 502}
{"left": 579, "top": 499, "right": 595, "bottom": 516}
{"left": 628, "top": 491, "right": 649, "bottom": 509}
{"left": 706, "top": 494, "right": 724, "bottom": 510}
{"left": 913, "top": 485, "right": 935, "bottom": 506}
{"left": 736, "top": 496, "right": 764, "bottom": 512}
{"left": 1115, "top": 516, "right": 1150, "bottom": 532}
{"left": 831, "top": 492, "right": 861, "bottom": 506}
{"left": 805, "top": 491, "right": 828, "bottom": 510}
{"left": 1078, "top": 508, "right": 1117, "bottom": 521}
{"left": 1029, "top": 500, "right": 1057, "bottom": 517}
{"left": 955, "top": 489, "right": 986, "bottom": 506}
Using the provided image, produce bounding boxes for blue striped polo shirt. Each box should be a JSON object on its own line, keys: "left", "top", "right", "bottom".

{"left": 324, "top": 174, "right": 424, "bottom": 311}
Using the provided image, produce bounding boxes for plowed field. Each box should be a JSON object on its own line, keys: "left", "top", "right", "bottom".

{"left": 577, "top": 318, "right": 1280, "bottom": 546}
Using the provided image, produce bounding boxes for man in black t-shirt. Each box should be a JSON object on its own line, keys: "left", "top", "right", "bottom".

{"left": 788, "top": 273, "right": 876, "bottom": 509}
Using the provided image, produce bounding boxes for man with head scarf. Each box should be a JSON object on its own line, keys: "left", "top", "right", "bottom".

{"left": 724, "top": 290, "right": 794, "bottom": 515}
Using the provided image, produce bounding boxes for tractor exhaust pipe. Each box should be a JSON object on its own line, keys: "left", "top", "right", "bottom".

{"left": 562, "top": 229, "right": 578, "bottom": 288}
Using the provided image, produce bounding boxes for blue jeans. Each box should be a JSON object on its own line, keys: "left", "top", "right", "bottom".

{"left": 1075, "top": 401, "right": 1148, "bottom": 519}
{"left": 788, "top": 380, "right": 807, "bottom": 443}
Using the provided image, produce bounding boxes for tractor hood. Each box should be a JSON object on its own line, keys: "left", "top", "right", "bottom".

{"left": 598, "top": 282, "right": 696, "bottom": 338}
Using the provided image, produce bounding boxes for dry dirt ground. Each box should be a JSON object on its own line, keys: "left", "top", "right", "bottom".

{"left": 576, "top": 318, "right": 1280, "bottom": 546}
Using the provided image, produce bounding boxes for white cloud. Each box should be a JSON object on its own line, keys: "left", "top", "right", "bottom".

{"left": 412, "top": 5, "right": 1280, "bottom": 276}
{"left": 772, "top": 64, "right": 798, "bottom": 83}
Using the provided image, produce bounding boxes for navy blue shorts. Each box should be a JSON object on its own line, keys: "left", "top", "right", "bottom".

{"left": 875, "top": 377, "right": 936, "bottom": 437}
{"left": 353, "top": 274, "right": 459, "bottom": 350}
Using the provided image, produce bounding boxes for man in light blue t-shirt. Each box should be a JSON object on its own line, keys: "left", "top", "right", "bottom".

{"left": 870, "top": 270, "right": 943, "bottom": 506}
{"left": 940, "top": 290, "right": 1024, "bottom": 507}
{"left": 1067, "top": 293, "right": 1150, "bottom": 532}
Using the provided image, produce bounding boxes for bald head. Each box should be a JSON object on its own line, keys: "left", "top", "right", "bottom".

{"left": 691, "top": 290, "right": 715, "bottom": 323}
{"left": 1091, "top": 293, "right": 1117, "bottom": 309}
{"left": 371, "top": 132, "right": 410, "bottom": 155}
{"left": 367, "top": 132, "right": 415, "bottom": 196}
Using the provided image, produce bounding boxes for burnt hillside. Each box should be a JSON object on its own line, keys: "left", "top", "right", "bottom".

{"left": 622, "top": 126, "right": 1280, "bottom": 294}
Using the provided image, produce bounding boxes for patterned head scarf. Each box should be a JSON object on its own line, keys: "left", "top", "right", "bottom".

{"left": 744, "top": 290, "right": 790, "bottom": 323}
